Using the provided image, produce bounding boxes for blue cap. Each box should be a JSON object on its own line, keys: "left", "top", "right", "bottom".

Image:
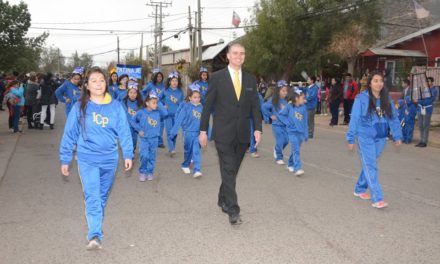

{"left": 128, "top": 80, "right": 138, "bottom": 90}
{"left": 168, "top": 71, "right": 179, "bottom": 79}
{"left": 188, "top": 83, "right": 201, "bottom": 92}
{"left": 294, "top": 88, "right": 303, "bottom": 95}
{"left": 277, "top": 80, "right": 287, "bottom": 88}
{"left": 152, "top": 68, "right": 161, "bottom": 74}
{"left": 148, "top": 90, "right": 158, "bottom": 99}
{"left": 199, "top": 67, "right": 208, "bottom": 73}
{"left": 72, "top": 66, "right": 84, "bottom": 75}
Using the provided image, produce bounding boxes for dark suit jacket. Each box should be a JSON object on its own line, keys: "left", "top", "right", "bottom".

{"left": 200, "top": 67, "right": 262, "bottom": 144}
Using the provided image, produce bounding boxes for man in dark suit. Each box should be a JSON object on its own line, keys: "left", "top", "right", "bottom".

{"left": 199, "top": 43, "right": 262, "bottom": 225}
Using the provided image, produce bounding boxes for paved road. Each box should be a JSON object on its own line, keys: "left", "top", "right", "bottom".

{"left": 0, "top": 107, "right": 439, "bottom": 264}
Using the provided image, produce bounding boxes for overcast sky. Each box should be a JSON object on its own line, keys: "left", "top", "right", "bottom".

{"left": 10, "top": 0, "right": 258, "bottom": 66}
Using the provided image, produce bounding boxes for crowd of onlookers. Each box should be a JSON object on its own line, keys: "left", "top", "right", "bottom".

{"left": 0, "top": 71, "right": 66, "bottom": 133}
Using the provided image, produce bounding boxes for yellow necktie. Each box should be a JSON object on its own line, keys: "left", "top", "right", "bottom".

{"left": 233, "top": 70, "right": 241, "bottom": 100}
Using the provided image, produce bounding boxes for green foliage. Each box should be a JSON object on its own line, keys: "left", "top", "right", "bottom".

{"left": 242, "top": 0, "right": 383, "bottom": 79}
{"left": 0, "top": 0, "right": 47, "bottom": 72}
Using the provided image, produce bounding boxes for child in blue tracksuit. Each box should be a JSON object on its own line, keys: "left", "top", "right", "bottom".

{"left": 170, "top": 84, "right": 203, "bottom": 178}
{"left": 278, "top": 88, "right": 308, "bottom": 176}
{"left": 141, "top": 68, "right": 166, "bottom": 148}
{"left": 55, "top": 72, "right": 81, "bottom": 116}
{"left": 59, "top": 68, "right": 133, "bottom": 250}
{"left": 192, "top": 66, "right": 209, "bottom": 104}
{"left": 249, "top": 92, "right": 266, "bottom": 158}
{"left": 108, "top": 72, "right": 118, "bottom": 99}
{"left": 161, "top": 71, "right": 184, "bottom": 156}
{"left": 122, "top": 85, "right": 144, "bottom": 154}
{"left": 346, "top": 72, "right": 402, "bottom": 209}
{"left": 262, "top": 80, "right": 289, "bottom": 164}
{"left": 114, "top": 74, "right": 129, "bottom": 101}
{"left": 397, "top": 96, "right": 417, "bottom": 144}
{"left": 132, "top": 91, "right": 168, "bottom": 181}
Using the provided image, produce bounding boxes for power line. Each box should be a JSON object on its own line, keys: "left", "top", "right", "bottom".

{"left": 29, "top": 26, "right": 183, "bottom": 33}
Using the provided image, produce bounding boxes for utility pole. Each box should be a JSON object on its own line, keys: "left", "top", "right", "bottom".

{"left": 140, "top": 33, "right": 144, "bottom": 62}
{"left": 57, "top": 48, "right": 61, "bottom": 74}
{"left": 197, "top": 0, "right": 202, "bottom": 64}
{"left": 147, "top": 1, "right": 171, "bottom": 68}
{"left": 188, "top": 6, "right": 194, "bottom": 65}
{"left": 117, "top": 36, "right": 120, "bottom": 64}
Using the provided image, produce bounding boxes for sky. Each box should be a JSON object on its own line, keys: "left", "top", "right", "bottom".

{"left": 10, "top": 0, "right": 259, "bottom": 67}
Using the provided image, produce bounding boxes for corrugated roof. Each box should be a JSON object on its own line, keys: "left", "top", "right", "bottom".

{"left": 202, "top": 42, "right": 229, "bottom": 61}
{"left": 368, "top": 48, "right": 426, "bottom": 57}
{"left": 384, "top": 23, "right": 440, "bottom": 47}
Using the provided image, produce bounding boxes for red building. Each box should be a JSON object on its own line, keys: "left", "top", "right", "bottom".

{"left": 361, "top": 23, "right": 440, "bottom": 89}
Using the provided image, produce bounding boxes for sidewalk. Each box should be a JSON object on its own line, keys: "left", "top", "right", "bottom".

{"left": 0, "top": 108, "right": 21, "bottom": 184}
{"left": 314, "top": 112, "right": 440, "bottom": 148}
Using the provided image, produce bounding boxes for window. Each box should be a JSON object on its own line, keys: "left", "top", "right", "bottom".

{"left": 435, "top": 57, "right": 440, "bottom": 67}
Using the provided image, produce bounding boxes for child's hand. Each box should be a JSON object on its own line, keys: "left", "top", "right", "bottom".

{"left": 61, "top": 165, "right": 69, "bottom": 177}
{"left": 65, "top": 98, "right": 71, "bottom": 103}
{"left": 270, "top": 115, "right": 277, "bottom": 121}
{"left": 347, "top": 144, "right": 355, "bottom": 151}
{"left": 124, "top": 159, "right": 133, "bottom": 171}
{"left": 139, "top": 131, "right": 144, "bottom": 137}
{"left": 395, "top": 140, "right": 402, "bottom": 147}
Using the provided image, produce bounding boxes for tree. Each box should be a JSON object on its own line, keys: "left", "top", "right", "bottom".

{"left": 0, "top": 0, "right": 47, "bottom": 72}
{"left": 328, "top": 1, "right": 382, "bottom": 75}
{"left": 67, "top": 51, "right": 93, "bottom": 72}
{"left": 39, "top": 46, "right": 67, "bottom": 73}
{"left": 242, "top": 0, "right": 382, "bottom": 79}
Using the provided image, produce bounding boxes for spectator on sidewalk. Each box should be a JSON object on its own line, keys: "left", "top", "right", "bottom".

{"left": 8, "top": 80, "right": 25, "bottom": 133}
{"left": 0, "top": 73, "right": 6, "bottom": 111}
{"left": 415, "top": 77, "right": 439, "bottom": 147}
{"left": 305, "top": 76, "right": 319, "bottom": 138}
{"left": 39, "top": 73, "right": 57, "bottom": 130}
{"left": 24, "top": 74, "right": 40, "bottom": 129}
{"left": 342, "top": 73, "right": 359, "bottom": 125}
{"left": 329, "top": 78, "right": 343, "bottom": 126}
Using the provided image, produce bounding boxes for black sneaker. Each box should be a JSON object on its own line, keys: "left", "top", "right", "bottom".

{"left": 86, "top": 237, "right": 102, "bottom": 250}
{"left": 158, "top": 144, "right": 165, "bottom": 148}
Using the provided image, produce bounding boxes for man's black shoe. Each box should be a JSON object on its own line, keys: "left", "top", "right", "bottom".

{"left": 229, "top": 214, "right": 242, "bottom": 225}
{"left": 158, "top": 144, "right": 165, "bottom": 148}
{"left": 415, "top": 143, "right": 424, "bottom": 147}
{"left": 419, "top": 143, "right": 427, "bottom": 148}
{"left": 218, "top": 202, "right": 228, "bottom": 214}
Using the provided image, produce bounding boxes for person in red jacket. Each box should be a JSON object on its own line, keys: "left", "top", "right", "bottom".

{"left": 342, "top": 73, "right": 359, "bottom": 125}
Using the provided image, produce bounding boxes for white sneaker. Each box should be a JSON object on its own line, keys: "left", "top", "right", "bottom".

{"left": 86, "top": 237, "right": 102, "bottom": 250}
{"left": 193, "top": 171, "right": 203, "bottom": 178}
{"left": 250, "top": 152, "right": 260, "bottom": 158}
{"left": 276, "top": 160, "right": 285, "bottom": 165}
{"left": 181, "top": 167, "right": 191, "bottom": 174}
{"left": 287, "top": 167, "right": 294, "bottom": 172}
{"left": 294, "top": 169, "right": 304, "bottom": 176}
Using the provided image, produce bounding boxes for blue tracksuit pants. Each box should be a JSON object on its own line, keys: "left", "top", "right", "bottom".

{"left": 139, "top": 137, "right": 159, "bottom": 174}
{"left": 287, "top": 132, "right": 303, "bottom": 170}
{"left": 272, "top": 124, "right": 289, "bottom": 161}
{"left": 77, "top": 156, "right": 118, "bottom": 241}
{"left": 355, "top": 136, "right": 387, "bottom": 203}
{"left": 182, "top": 131, "right": 201, "bottom": 172}
{"left": 130, "top": 127, "right": 138, "bottom": 153}
{"left": 249, "top": 119, "right": 257, "bottom": 153}
{"left": 403, "top": 117, "right": 415, "bottom": 143}
{"left": 159, "top": 118, "right": 164, "bottom": 146}
{"left": 164, "top": 116, "right": 177, "bottom": 152}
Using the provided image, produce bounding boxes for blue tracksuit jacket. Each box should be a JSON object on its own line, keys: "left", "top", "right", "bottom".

{"left": 55, "top": 80, "right": 80, "bottom": 116}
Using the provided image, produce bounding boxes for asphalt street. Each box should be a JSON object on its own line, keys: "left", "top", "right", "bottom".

{"left": 0, "top": 107, "right": 439, "bottom": 264}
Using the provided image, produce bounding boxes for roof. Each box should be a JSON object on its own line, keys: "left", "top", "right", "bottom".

{"left": 363, "top": 48, "right": 426, "bottom": 57}
{"left": 202, "top": 42, "right": 229, "bottom": 61}
{"left": 384, "top": 23, "right": 440, "bottom": 48}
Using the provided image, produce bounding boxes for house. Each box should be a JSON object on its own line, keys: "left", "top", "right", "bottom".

{"left": 361, "top": 23, "right": 440, "bottom": 89}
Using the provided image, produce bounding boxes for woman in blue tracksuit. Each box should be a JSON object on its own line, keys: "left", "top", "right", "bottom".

{"left": 55, "top": 72, "right": 81, "bottom": 116}
{"left": 262, "top": 80, "right": 289, "bottom": 164}
{"left": 141, "top": 68, "right": 166, "bottom": 148}
{"left": 114, "top": 74, "right": 129, "bottom": 101}
{"left": 122, "top": 86, "right": 144, "bottom": 154}
{"left": 132, "top": 90, "right": 168, "bottom": 181}
{"left": 108, "top": 72, "right": 118, "bottom": 99}
{"left": 414, "top": 76, "right": 438, "bottom": 147}
{"left": 192, "top": 66, "right": 209, "bottom": 104}
{"left": 346, "top": 71, "right": 402, "bottom": 209}
{"left": 59, "top": 67, "right": 133, "bottom": 250}
{"left": 278, "top": 88, "right": 308, "bottom": 176}
{"left": 170, "top": 84, "right": 203, "bottom": 178}
{"left": 161, "top": 71, "right": 184, "bottom": 156}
